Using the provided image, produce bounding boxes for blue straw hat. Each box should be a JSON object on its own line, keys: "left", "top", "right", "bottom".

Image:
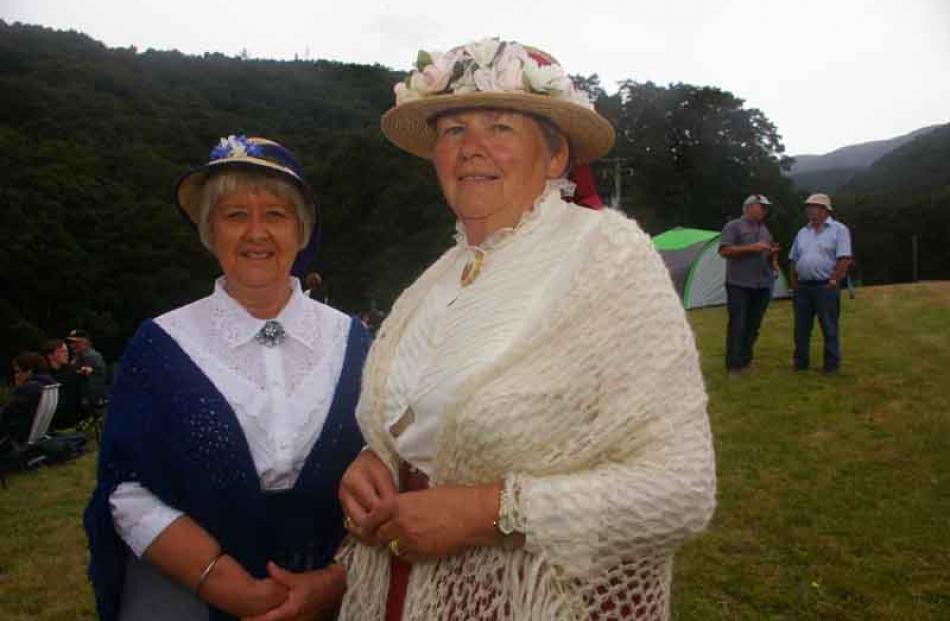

{"left": 175, "top": 135, "right": 321, "bottom": 277}
{"left": 176, "top": 135, "right": 315, "bottom": 222}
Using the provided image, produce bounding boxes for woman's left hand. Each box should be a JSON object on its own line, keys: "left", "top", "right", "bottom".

{"left": 375, "top": 483, "right": 501, "bottom": 563}
{"left": 240, "top": 562, "right": 345, "bottom": 621}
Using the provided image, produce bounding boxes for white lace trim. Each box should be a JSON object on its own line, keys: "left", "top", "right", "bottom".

{"left": 452, "top": 179, "right": 576, "bottom": 251}
{"left": 154, "top": 278, "right": 351, "bottom": 489}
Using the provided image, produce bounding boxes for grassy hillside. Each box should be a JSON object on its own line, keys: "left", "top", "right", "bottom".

{"left": 1, "top": 283, "right": 948, "bottom": 620}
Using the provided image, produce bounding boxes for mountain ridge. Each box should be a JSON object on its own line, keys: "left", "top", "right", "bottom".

{"left": 788, "top": 125, "right": 942, "bottom": 192}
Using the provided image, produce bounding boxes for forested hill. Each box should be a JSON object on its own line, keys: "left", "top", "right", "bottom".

{"left": 835, "top": 123, "right": 950, "bottom": 284}
{"left": 0, "top": 21, "right": 454, "bottom": 363}
{"left": 788, "top": 125, "right": 939, "bottom": 193}
{"left": 1, "top": 20, "right": 807, "bottom": 366}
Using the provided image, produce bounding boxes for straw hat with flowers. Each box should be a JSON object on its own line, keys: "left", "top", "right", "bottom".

{"left": 381, "top": 38, "right": 615, "bottom": 165}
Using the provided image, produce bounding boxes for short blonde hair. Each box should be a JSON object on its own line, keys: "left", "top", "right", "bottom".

{"left": 196, "top": 169, "right": 314, "bottom": 251}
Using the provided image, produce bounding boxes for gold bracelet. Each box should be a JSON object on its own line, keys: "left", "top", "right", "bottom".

{"left": 194, "top": 551, "right": 224, "bottom": 596}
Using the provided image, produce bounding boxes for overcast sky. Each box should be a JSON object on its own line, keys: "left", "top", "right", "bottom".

{"left": 3, "top": 0, "right": 948, "bottom": 155}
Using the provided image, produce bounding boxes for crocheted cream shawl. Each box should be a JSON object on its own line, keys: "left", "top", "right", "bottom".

{"left": 338, "top": 196, "right": 716, "bottom": 620}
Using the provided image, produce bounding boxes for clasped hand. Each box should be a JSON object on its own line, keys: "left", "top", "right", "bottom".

{"left": 338, "top": 450, "right": 500, "bottom": 563}
{"left": 240, "top": 562, "right": 345, "bottom": 621}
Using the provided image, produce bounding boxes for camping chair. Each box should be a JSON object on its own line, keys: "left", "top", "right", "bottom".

{"left": 1, "top": 383, "right": 60, "bottom": 487}
{"left": 16, "top": 383, "right": 60, "bottom": 470}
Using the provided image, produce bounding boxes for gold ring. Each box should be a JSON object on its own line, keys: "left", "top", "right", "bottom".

{"left": 388, "top": 538, "right": 402, "bottom": 557}
{"left": 343, "top": 516, "right": 353, "bottom": 530}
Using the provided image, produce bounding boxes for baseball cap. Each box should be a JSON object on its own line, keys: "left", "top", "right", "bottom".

{"left": 743, "top": 194, "right": 772, "bottom": 208}
{"left": 66, "top": 329, "right": 91, "bottom": 341}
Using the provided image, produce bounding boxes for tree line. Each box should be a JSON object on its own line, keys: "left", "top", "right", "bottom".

{"left": 3, "top": 21, "right": 943, "bottom": 370}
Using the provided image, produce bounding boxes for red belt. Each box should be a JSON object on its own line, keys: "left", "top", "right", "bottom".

{"left": 384, "top": 461, "right": 429, "bottom": 621}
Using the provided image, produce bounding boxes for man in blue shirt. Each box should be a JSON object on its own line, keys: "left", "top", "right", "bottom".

{"left": 719, "top": 194, "right": 780, "bottom": 374}
{"left": 788, "top": 193, "right": 852, "bottom": 373}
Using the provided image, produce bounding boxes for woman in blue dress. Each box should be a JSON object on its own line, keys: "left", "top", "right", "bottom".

{"left": 85, "top": 136, "right": 370, "bottom": 621}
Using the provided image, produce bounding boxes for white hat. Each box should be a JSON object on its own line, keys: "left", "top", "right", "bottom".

{"left": 804, "top": 193, "right": 833, "bottom": 211}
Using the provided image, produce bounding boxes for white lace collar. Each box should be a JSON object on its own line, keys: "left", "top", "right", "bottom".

{"left": 453, "top": 178, "right": 577, "bottom": 251}
{"left": 209, "top": 277, "right": 318, "bottom": 351}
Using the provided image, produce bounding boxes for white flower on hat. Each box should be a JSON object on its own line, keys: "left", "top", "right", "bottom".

{"left": 464, "top": 38, "right": 502, "bottom": 69}
{"left": 394, "top": 81, "right": 424, "bottom": 104}
{"left": 523, "top": 57, "right": 571, "bottom": 96}
{"left": 210, "top": 135, "right": 253, "bottom": 160}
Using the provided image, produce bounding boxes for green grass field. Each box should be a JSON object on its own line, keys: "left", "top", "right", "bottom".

{"left": 1, "top": 283, "right": 948, "bottom": 620}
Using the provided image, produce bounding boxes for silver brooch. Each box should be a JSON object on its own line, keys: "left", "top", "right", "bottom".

{"left": 254, "top": 320, "right": 287, "bottom": 347}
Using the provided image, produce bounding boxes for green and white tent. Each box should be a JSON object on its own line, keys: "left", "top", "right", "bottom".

{"left": 652, "top": 227, "right": 790, "bottom": 309}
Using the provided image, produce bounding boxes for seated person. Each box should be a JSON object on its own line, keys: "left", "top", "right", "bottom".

{"left": 1, "top": 352, "right": 56, "bottom": 444}
{"left": 66, "top": 329, "right": 108, "bottom": 412}
{"left": 42, "top": 339, "right": 84, "bottom": 430}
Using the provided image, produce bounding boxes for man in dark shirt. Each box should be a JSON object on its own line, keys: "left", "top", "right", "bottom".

{"left": 718, "top": 194, "right": 780, "bottom": 374}
{"left": 42, "top": 339, "right": 84, "bottom": 429}
{"left": 66, "top": 329, "right": 108, "bottom": 412}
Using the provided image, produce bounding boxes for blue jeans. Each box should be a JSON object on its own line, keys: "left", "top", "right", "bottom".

{"left": 725, "top": 284, "right": 772, "bottom": 370}
{"left": 793, "top": 281, "right": 841, "bottom": 371}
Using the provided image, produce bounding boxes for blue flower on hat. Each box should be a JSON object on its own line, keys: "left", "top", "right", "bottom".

{"left": 209, "top": 135, "right": 264, "bottom": 161}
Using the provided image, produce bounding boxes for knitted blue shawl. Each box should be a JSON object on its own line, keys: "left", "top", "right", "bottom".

{"left": 84, "top": 317, "right": 370, "bottom": 621}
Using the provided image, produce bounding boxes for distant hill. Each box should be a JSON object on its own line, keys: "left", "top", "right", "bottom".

{"left": 835, "top": 123, "right": 950, "bottom": 284}
{"left": 788, "top": 125, "right": 941, "bottom": 192}
{"left": 842, "top": 123, "right": 950, "bottom": 198}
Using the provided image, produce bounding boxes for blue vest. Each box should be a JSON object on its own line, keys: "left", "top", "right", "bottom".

{"left": 84, "top": 318, "right": 369, "bottom": 621}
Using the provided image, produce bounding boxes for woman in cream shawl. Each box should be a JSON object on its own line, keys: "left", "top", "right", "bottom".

{"left": 338, "top": 38, "right": 716, "bottom": 620}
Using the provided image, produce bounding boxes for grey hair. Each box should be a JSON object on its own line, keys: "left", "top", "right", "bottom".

{"left": 196, "top": 169, "right": 314, "bottom": 252}
{"left": 534, "top": 115, "right": 571, "bottom": 168}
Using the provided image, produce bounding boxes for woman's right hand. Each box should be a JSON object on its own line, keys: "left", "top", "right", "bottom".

{"left": 198, "top": 554, "right": 289, "bottom": 617}
{"left": 142, "top": 517, "right": 289, "bottom": 617}
{"left": 240, "top": 576, "right": 289, "bottom": 617}
{"left": 339, "top": 449, "right": 397, "bottom": 546}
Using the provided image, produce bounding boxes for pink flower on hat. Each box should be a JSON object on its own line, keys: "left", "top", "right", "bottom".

{"left": 464, "top": 38, "right": 502, "bottom": 69}
{"left": 408, "top": 50, "right": 456, "bottom": 96}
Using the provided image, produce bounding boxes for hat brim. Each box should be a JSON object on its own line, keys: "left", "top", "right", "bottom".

{"left": 175, "top": 157, "right": 315, "bottom": 224}
{"left": 381, "top": 92, "right": 615, "bottom": 165}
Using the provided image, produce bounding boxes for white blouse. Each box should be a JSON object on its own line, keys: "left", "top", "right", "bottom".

{"left": 384, "top": 181, "right": 580, "bottom": 477}
{"left": 109, "top": 277, "right": 351, "bottom": 557}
